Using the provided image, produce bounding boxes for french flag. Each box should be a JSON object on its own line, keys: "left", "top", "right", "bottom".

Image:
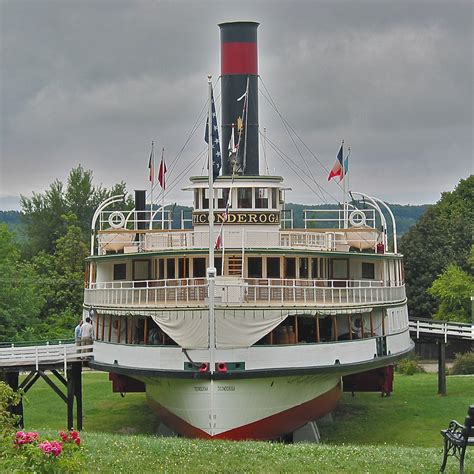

{"left": 327, "top": 145, "right": 344, "bottom": 181}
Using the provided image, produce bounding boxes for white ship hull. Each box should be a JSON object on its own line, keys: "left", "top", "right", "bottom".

{"left": 140, "top": 374, "right": 341, "bottom": 439}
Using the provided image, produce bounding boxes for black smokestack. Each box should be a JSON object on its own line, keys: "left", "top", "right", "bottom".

{"left": 219, "top": 21, "right": 259, "bottom": 176}
{"left": 135, "top": 190, "right": 146, "bottom": 230}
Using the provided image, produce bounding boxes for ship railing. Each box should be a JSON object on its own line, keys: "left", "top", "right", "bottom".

{"left": 84, "top": 278, "right": 405, "bottom": 307}
{"left": 95, "top": 228, "right": 382, "bottom": 255}
{"left": 409, "top": 317, "right": 474, "bottom": 342}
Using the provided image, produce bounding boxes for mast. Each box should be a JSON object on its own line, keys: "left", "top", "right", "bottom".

{"left": 207, "top": 75, "right": 216, "bottom": 375}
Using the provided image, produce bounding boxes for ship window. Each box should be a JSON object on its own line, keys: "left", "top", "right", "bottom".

{"left": 178, "top": 258, "right": 188, "bottom": 279}
{"left": 238, "top": 188, "right": 252, "bottom": 208}
{"left": 113, "top": 263, "right": 127, "bottom": 280}
{"left": 215, "top": 257, "right": 222, "bottom": 276}
{"left": 255, "top": 188, "right": 269, "bottom": 208}
{"left": 193, "top": 258, "right": 206, "bottom": 278}
{"left": 248, "top": 257, "right": 263, "bottom": 278}
{"left": 330, "top": 259, "right": 349, "bottom": 280}
{"left": 299, "top": 258, "right": 309, "bottom": 278}
{"left": 271, "top": 188, "right": 278, "bottom": 209}
{"left": 133, "top": 260, "right": 150, "bottom": 281}
{"left": 362, "top": 262, "right": 375, "bottom": 279}
{"left": 311, "top": 258, "right": 319, "bottom": 279}
{"left": 267, "top": 257, "right": 280, "bottom": 278}
{"left": 194, "top": 189, "right": 200, "bottom": 209}
{"left": 158, "top": 259, "right": 165, "bottom": 280}
{"left": 285, "top": 257, "right": 296, "bottom": 279}
{"left": 167, "top": 258, "right": 176, "bottom": 279}
{"left": 202, "top": 189, "right": 209, "bottom": 210}
{"left": 217, "top": 188, "right": 231, "bottom": 209}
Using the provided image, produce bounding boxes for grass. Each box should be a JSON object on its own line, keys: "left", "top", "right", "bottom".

{"left": 13, "top": 371, "right": 474, "bottom": 472}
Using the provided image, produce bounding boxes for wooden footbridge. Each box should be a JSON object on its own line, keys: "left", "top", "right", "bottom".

{"left": 0, "top": 342, "right": 93, "bottom": 430}
{"left": 1, "top": 318, "right": 472, "bottom": 430}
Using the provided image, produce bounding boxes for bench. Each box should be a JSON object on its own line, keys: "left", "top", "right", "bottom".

{"left": 440, "top": 405, "right": 474, "bottom": 474}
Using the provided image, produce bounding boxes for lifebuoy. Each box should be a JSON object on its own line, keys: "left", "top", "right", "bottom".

{"left": 108, "top": 211, "right": 125, "bottom": 229}
{"left": 349, "top": 210, "right": 366, "bottom": 228}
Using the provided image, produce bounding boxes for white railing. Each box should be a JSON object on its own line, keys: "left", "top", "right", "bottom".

{"left": 85, "top": 278, "right": 405, "bottom": 308}
{"left": 409, "top": 318, "right": 474, "bottom": 342}
{"left": 0, "top": 343, "right": 93, "bottom": 372}
{"left": 96, "top": 227, "right": 382, "bottom": 255}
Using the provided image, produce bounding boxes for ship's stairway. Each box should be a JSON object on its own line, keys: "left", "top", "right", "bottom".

{"left": 227, "top": 255, "right": 243, "bottom": 276}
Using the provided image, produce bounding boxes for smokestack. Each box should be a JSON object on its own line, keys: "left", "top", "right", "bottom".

{"left": 134, "top": 190, "right": 146, "bottom": 230}
{"left": 219, "top": 21, "right": 259, "bottom": 176}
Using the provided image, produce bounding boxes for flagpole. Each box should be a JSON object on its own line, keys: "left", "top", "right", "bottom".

{"left": 150, "top": 141, "right": 154, "bottom": 228}
{"left": 207, "top": 75, "right": 216, "bottom": 375}
{"left": 161, "top": 147, "right": 165, "bottom": 229}
{"left": 342, "top": 139, "right": 348, "bottom": 228}
{"left": 242, "top": 76, "right": 250, "bottom": 173}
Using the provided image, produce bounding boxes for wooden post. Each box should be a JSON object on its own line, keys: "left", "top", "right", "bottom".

{"left": 117, "top": 317, "right": 122, "bottom": 344}
{"left": 381, "top": 310, "right": 385, "bottom": 336}
{"left": 438, "top": 341, "right": 447, "bottom": 396}
{"left": 144, "top": 317, "right": 148, "bottom": 345}
{"left": 101, "top": 314, "right": 105, "bottom": 341}
{"left": 66, "top": 368, "right": 74, "bottom": 430}
{"left": 316, "top": 317, "right": 320, "bottom": 342}
{"left": 370, "top": 311, "right": 374, "bottom": 336}
{"left": 108, "top": 315, "right": 112, "bottom": 342}
{"left": 73, "top": 363, "right": 83, "bottom": 431}
{"left": 295, "top": 316, "right": 299, "bottom": 343}
{"left": 348, "top": 315, "right": 352, "bottom": 340}
{"left": 360, "top": 315, "right": 365, "bottom": 339}
{"left": 95, "top": 315, "right": 99, "bottom": 340}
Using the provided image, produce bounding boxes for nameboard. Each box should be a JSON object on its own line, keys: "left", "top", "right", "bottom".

{"left": 193, "top": 211, "right": 280, "bottom": 225}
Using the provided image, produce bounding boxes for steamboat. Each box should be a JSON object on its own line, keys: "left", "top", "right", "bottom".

{"left": 85, "top": 21, "right": 413, "bottom": 440}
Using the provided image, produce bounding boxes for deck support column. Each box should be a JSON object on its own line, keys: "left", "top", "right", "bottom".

{"left": 66, "top": 362, "right": 83, "bottom": 430}
{"left": 437, "top": 340, "right": 446, "bottom": 396}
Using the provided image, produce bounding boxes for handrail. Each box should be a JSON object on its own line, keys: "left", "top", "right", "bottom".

{"left": 409, "top": 318, "right": 474, "bottom": 342}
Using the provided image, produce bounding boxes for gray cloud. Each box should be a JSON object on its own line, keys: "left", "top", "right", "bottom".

{"left": 1, "top": 0, "right": 472, "bottom": 209}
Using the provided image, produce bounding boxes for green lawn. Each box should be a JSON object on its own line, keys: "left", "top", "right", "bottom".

{"left": 14, "top": 371, "right": 473, "bottom": 473}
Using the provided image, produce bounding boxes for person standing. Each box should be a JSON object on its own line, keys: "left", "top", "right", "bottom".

{"left": 74, "top": 320, "right": 83, "bottom": 346}
{"left": 80, "top": 317, "right": 94, "bottom": 352}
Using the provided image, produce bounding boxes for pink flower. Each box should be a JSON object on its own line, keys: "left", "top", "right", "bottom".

{"left": 59, "top": 431, "right": 68, "bottom": 441}
{"left": 50, "top": 441, "right": 62, "bottom": 457}
{"left": 70, "top": 430, "right": 79, "bottom": 440}
{"left": 75, "top": 437, "right": 81, "bottom": 446}
{"left": 27, "top": 432, "right": 39, "bottom": 441}
{"left": 15, "top": 431, "right": 25, "bottom": 439}
{"left": 39, "top": 441, "right": 53, "bottom": 454}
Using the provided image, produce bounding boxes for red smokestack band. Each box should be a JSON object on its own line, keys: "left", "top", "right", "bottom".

{"left": 221, "top": 42, "right": 258, "bottom": 75}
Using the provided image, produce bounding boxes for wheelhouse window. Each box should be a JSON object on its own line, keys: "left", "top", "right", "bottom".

{"left": 267, "top": 257, "right": 280, "bottom": 278}
{"left": 178, "top": 258, "right": 189, "bottom": 279}
{"left": 158, "top": 259, "right": 165, "bottom": 280}
{"left": 248, "top": 257, "right": 263, "bottom": 278}
{"left": 362, "top": 262, "right": 375, "bottom": 279}
{"left": 202, "top": 189, "right": 209, "bottom": 210}
{"left": 311, "top": 258, "right": 319, "bottom": 279}
{"left": 237, "top": 188, "right": 252, "bottom": 208}
{"left": 217, "top": 188, "right": 231, "bottom": 209}
{"left": 271, "top": 188, "right": 278, "bottom": 209}
{"left": 255, "top": 188, "right": 269, "bottom": 208}
{"left": 330, "top": 259, "right": 349, "bottom": 280}
{"left": 194, "top": 189, "right": 200, "bottom": 209}
{"left": 113, "top": 263, "right": 127, "bottom": 280}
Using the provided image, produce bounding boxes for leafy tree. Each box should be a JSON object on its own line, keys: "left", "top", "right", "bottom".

{"left": 0, "top": 225, "right": 44, "bottom": 342}
{"left": 400, "top": 175, "right": 473, "bottom": 319}
{"left": 20, "top": 165, "right": 128, "bottom": 257}
{"left": 428, "top": 263, "right": 474, "bottom": 323}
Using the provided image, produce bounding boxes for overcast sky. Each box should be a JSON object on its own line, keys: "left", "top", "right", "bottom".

{"left": 1, "top": 0, "right": 472, "bottom": 210}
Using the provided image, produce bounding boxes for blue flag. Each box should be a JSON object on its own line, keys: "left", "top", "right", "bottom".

{"left": 204, "top": 89, "right": 222, "bottom": 181}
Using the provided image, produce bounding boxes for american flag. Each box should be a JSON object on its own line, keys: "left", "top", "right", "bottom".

{"left": 204, "top": 88, "right": 222, "bottom": 181}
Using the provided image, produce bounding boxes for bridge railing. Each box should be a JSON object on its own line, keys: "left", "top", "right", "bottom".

{"left": 409, "top": 318, "right": 474, "bottom": 342}
{"left": 0, "top": 343, "right": 93, "bottom": 372}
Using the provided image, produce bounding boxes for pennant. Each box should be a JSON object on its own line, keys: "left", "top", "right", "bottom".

{"left": 158, "top": 154, "right": 167, "bottom": 189}
{"left": 148, "top": 150, "right": 154, "bottom": 183}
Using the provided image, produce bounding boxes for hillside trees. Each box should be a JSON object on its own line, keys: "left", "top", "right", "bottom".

{"left": 400, "top": 175, "right": 473, "bottom": 319}
{"left": 20, "top": 165, "right": 128, "bottom": 258}
{"left": 0, "top": 225, "right": 44, "bottom": 342}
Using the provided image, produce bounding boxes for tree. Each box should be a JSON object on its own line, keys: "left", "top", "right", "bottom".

{"left": 400, "top": 175, "right": 473, "bottom": 319}
{"left": 0, "top": 224, "right": 44, "bottom": 342}
{"left": 20, "top": 165, "right": 128, "bottom": 257}
{"left": 428, "top": 263, "right": 474, "bottom": 323}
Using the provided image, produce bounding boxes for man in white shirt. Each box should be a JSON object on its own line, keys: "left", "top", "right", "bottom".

{"left": 80, "top": 317, "right": 94, "bottom": 352}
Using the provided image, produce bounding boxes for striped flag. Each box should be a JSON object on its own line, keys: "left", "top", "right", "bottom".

{"left": 158, "top": 153, "right": 167, "bottom": 189}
